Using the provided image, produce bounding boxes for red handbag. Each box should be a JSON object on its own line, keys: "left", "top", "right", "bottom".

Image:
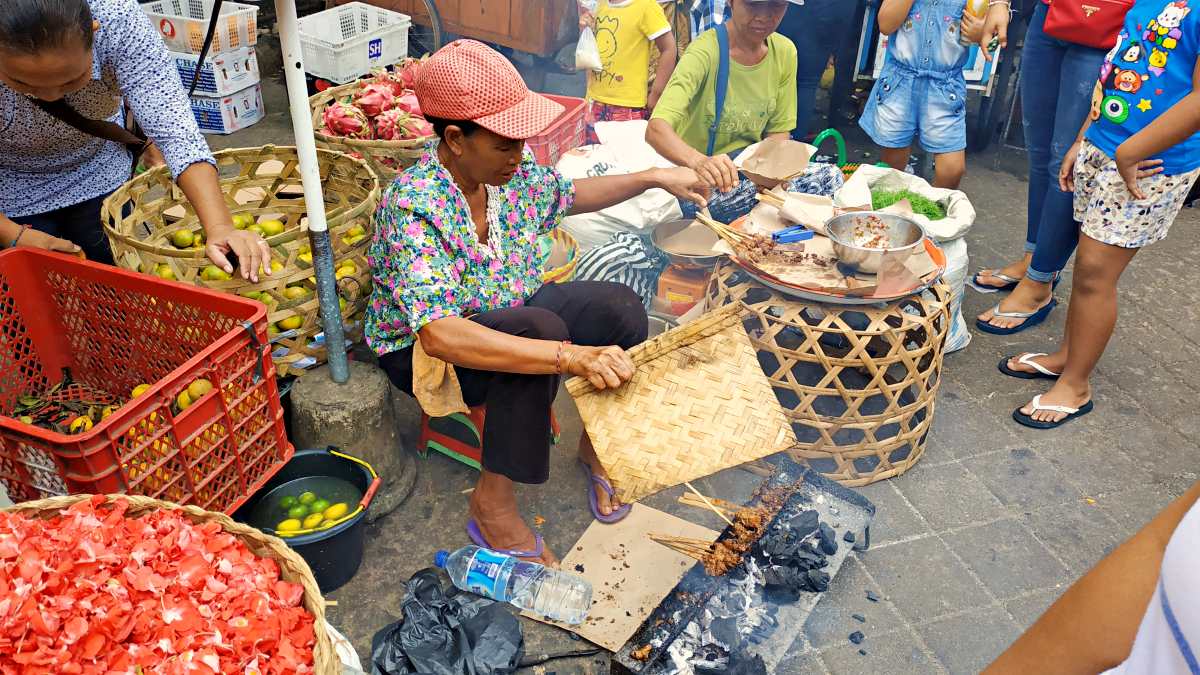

{"left": 1043, "top": 0, "right": 1135, "bottom": 50}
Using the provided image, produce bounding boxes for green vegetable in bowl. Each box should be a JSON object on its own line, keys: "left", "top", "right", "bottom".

{"left": 871, "top": 189, "right": 947, "bottom": 221}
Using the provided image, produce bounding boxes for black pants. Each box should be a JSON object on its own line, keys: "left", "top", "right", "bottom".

{"left": 22, "top": 194, "right": 115, "bottom": 265}
{"left": 380, "top": 281, "right": 648, "bottom": 485}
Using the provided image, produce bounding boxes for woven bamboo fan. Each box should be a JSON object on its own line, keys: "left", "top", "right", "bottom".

{"left": 101, "top": 146, "right": 381, "bottom": 377}
{"left": 566, "top": 304, "right": 796, "bottom": 504}
{"left": 5, "top": 494, "right": 338, "bottom": 674}
{"left": 706, "top": 263, "right": 950, "bottom": 487}
{"left": 310, "top": 81, "right": 432, "bottom": 183}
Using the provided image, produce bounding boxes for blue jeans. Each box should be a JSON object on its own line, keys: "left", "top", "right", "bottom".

{"left": 777, "top": 0, "right": 860, "bottom": 139}
{"left": 1020, "top": 2, "right": 1106, "bottom": 283}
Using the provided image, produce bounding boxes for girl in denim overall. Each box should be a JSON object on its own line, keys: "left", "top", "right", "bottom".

{"left": 860, "top": 0, "right": 984, "bottom": 188}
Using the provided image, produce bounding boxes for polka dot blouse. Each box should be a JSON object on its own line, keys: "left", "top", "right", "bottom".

{"left": 0, "top": 0, "right": 215, "bottom": 219}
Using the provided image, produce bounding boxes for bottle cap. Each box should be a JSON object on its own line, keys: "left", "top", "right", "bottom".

{"left": 434, "top": 550, "right": 449, "bottom": 568}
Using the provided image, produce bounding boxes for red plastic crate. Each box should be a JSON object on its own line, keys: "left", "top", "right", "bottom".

{"left": 0, "top": 249, "right": 293, "bottom": 513}
{"left": 527, "top": 94, "right": 587, "bottom": 167}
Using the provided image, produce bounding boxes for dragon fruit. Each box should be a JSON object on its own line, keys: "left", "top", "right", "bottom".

{"left": 396, "top": 57, "right": 424, "bottom": 90}
{"left": 354, "top": 81, "right": 398, "bottom": 118}
{"left": 374, "top": 109, "right": 435, "bottom": 141}
{"left": 322, "top": 100, "right": 373, "bottom": 139}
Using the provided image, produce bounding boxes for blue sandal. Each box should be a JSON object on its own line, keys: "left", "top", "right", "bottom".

{"left": 1013, "top": 395, "right": 1094, "bottom": 429}
{"left": 977, "top": 298, "right": 1057, "bottom": 335}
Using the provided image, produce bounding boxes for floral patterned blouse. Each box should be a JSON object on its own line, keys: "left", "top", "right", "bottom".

{"left": 365, "top": 147, "right": 576, "bottom": 355}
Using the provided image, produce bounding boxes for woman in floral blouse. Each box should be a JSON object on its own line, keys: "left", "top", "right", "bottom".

{"left": 367, "top": 40, "right": 707, "bottom": 565}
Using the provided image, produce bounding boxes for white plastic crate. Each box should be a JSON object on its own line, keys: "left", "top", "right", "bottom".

{"left": 190, "top": 83, "right": 264, "bottom": 134}
{"left": 298, "top": 2, "right": 411, "bottom": 84}
{"left": 142, "top": 0, "right": 258, "bottom": 55}
{"left": 171, "top": 46, "right": 260, "bottom": 96}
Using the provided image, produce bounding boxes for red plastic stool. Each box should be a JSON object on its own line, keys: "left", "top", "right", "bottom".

{"left": 419, "top": 406, "right": 561, "bottom": 470}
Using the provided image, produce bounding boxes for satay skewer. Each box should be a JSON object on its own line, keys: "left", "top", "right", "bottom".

{"left": 684, "top": 481, "right": 736, "bottom": 528}
{"left": 694, "top": 212, "right": 754, "bottom": 249}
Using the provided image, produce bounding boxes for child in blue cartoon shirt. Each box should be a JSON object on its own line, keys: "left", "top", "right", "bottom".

{"left": 1004, "top": 0, "right": 1200, "bottom": 430}
{"left": 859, "top": 0, "right": 984, "bottom": 188}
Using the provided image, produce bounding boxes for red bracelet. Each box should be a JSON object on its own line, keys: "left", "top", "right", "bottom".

{"left": 556, "top": 340, "right": 572, "bottom": 375}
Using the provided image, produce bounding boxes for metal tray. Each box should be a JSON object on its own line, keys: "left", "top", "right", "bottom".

{"left": 613, "top": 456, "right": 876, "bottom": 674}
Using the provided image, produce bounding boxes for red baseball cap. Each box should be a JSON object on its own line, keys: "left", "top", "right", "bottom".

{"left": 414, "top": 39, "right": 564, "bottom": 140}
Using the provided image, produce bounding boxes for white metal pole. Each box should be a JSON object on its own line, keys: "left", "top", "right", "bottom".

{"left": 275, "top": 0, "right": 350, "bottom": 383}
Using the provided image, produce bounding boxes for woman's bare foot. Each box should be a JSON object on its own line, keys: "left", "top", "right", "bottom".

{"left": 579, "top": 433, "right": 623, "bottom": 518}
{"left": 975, "top": 255, "right": 1032, "bottom": 289}
{"left": 978, "top": 277, "right": 1055, "bottom": 330}
{"left": 1019, "top": 380, "right": 1092, "bottom": 424}
{"left": 1004, "top": 352, "right": 1065, "bottom": 377}
{"left": 469, "top": 470, "right": 559, "bottom": 566}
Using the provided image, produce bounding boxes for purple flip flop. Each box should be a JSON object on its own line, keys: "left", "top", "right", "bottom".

{"left": 580, "top": 461, "right": 632, "bottom": 523}
{"left": 466, "top": 519, "right": 544, "bottom": 559}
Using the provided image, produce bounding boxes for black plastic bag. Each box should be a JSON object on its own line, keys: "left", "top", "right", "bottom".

{"left": 371, "top": 569, "right": 524, "bottom": 675}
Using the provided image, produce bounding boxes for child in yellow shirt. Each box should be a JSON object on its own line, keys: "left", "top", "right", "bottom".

{"left": 583, "top": 0, "right": 678, "bottom": 144}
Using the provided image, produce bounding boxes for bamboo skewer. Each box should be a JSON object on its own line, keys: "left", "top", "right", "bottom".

{"left": 649, "top": 533, "right": 716, "bottom": 562}
{"left": 677, "top": 492, "right": 739, "bottom": 518}
{"left": 694, "top": 212, "right": 754, "bottom": 249}
{"left": 755, "top": 191, "right": 786, "bottom": 209}
{"left": 684, "top": 481, "right": 736, "bottom": 528}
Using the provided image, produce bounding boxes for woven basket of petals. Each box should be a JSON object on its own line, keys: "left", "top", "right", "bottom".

{"left": 309, "top": 79, "right": 434, "bottom": 184}
{"left": 102, "top": 145, "right": 381, "bottom": 377}
{"left": 0, "top": 493, "right": 337, "bottom": 673}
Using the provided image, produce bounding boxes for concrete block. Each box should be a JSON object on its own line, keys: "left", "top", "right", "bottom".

{"left": 291, "top": 361, "right": 414, "bottom": 522}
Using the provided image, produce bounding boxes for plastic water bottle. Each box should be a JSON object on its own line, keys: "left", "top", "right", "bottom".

{"left": 434, "top": 546, "right": 593, "bottom": 624}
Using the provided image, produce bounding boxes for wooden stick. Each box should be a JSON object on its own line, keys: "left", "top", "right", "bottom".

{"left": 684, "top": 481, "right": 736, "bottom": 528}
{"left": 694, "top": 212, "right": 753, "bottom": 249}
{"left": 677, "top": 492, "right": 739, "bottom": 517}
{"left": 755, "top": 192, "right": 786, "bottom": 208}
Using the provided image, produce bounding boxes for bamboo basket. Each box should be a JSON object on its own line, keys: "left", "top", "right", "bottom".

{"left": 4, "top": 493, "right": 337, "bottom": 674}
{"left": 310, "top": 81, "right": 432, "bottom": 183}
{"left": 566, "top": 304, "right": 796, "bottom": 503}
{"left": 706, "top": 263, "right": 950, "bottom": 487}
{"left": 101, "top": 145, "right": 381, "bottom": 377}
{"left": 542, "top": 228, "right": 579, "bottom": 284}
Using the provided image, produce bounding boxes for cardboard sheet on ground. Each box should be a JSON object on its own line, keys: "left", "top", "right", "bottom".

{"left": 523, "top": 504, "right": 718, "bottom": 651}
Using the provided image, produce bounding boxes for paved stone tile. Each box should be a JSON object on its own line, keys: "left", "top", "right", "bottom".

{"left": 1022, "top": 501, "right": 1125, "bottom": 576}
{"left": 859, "top": 536, "right": 991, "bottom": 624}
{"left": 776, "top": 651, "right": 831, "bottom": 675}
{"left": 852, "top": 481, "right": 929, "bottom": 546}
{"left": 949, "top": 518, "right": 1069, "bottom": 600}
{"left": 917, "top": 606, "right": 1022, "bottom": 675}
{"left": 1037, "top": 439, "right": 1153, "bottom": 498}
{"left": 1118, "top": 423, "right": 1200, "bottom": 490}
{"left": 818, "top": 632, "right": 941, "bottom": 675}
{"left": 1097, "top": 486, "right": 1179, "bottom": 539}
{"left": 925, "top": 382, "right": 1021, "bottom": 460}
{"left": 893, "top": 463, "right": 1004, "bottom": 531}
{"left": 969, "top": 447, "right": 1080, "bottom": 512}
{"left": 1005, "top": 588, "right": 1064, "bottom": 628}
{"left": 805, "top": 556, "right": 906, "bottom": 649}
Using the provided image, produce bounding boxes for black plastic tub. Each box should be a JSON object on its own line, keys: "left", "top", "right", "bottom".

{"left": 234, "top": 447, "right": 380, "bottom": 593}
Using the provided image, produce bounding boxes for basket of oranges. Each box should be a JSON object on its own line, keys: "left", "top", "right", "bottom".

{"left": 101, "top": 145, "right": 381, "bottom": 376}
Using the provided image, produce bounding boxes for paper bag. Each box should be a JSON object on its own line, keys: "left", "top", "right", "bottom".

{"left": 734, "top": 137, "right": 816, "bottom": 189}
{"left": 834, "top": 165, "right": 976, "bottom": 241}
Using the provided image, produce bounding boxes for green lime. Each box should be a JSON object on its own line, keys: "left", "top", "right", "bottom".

{"left": 298, "top": 491, "right": 317, "bottom": 505}
{"left": 287, "top": 504, "right": 309, "bottom": 519}
{"left": 279, "top": 495, "right": 298, "bottom": 509}
{"left": 310, "top": 498, "right": 330, "bottom": 514}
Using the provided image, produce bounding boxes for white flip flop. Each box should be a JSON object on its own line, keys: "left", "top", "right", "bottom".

{"left": 1013, "top": 395, "right": 1094, "bottom": 429}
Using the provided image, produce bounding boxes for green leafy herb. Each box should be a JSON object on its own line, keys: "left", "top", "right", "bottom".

{"left": 871, "top": 189, "right": 947, "bottom": 220}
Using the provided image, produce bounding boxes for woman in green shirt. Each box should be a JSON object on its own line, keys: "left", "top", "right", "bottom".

{"left": 646, "top": 0, "right": 799, "bottom": 193}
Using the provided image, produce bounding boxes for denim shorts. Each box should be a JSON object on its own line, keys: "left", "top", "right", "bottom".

{"left": 860, "top": 63, "right": 967, "bottom": 155}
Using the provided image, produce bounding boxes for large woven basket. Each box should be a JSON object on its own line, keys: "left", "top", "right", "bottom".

{"left": 566, "top": 304, "right": 796, "bottom": 503}
{"left": 310, "top": 81, "right": 432, "bottom": 184}
{"left": 4, "top": 493, "right": 338, "bottom": 674}
{"left": 102, "top": 145, "right": 381, "bottom": 377}
{"left": 707, "top": 263, "right": 949, "bottom": 487}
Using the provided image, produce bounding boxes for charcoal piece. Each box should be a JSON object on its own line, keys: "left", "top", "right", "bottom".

{"left": 849, "top": 631, "right": 865, "bottom": 645}
{"left": 709, "top": 617, "right": 740, "bottom": 649}
{"left": 573, "top": 564, "right": 585, "bottom": 573}
{"left": 805, "top": 568, "right": 830, "bottom": 592}
{"left": 866, "top": 590, "right": 880, "bottom": 602}
{"left": 843, "top": 531, "right": 857, "bottom": 544}
{"left": 701, "top": 653, "right": 767, "bottom": 675}
{"left": 851, "top": 613, "right": 866, "bottom": 623}
{"left": 859, "top": 649, "right": 868, "bottom": 656}
{"left": 817, "top": 523, "right": 839, "bottom": 555}
{"left": 789, "top": 509, "right": 820, "bottom": 539}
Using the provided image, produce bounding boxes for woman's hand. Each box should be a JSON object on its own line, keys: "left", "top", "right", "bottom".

{"left": 1058, "top": 140, "right": 1083, "bottom": 192}
{"left": 565, "top": 344, "right": 636, "bottom": 390}
{"left": 961, "top": 12, "right": 984, "bottom": 45}
{"left": 17, "top": 227, "right": 82, "bottom": 255}
{"left": 980, "top": 2, "right": 1011, "bottom": 61}
{"left": 205, "top": 224, "right": 273, "bottom": 282}
{"left": 1115, "top": 150, "right": 1165, "bottom": 200}
{"left": 688, "top": 154, "right": 741, "bottom": 193}
{"left": 654, "top": 167, "right": 710, "bottom": 207}
{"left": 142, "top": 142, "right": 166, "bottom": 170}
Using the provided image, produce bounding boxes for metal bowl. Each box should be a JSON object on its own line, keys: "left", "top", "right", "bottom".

{"left": 652, "top": 219, "right": 721, "bottom": 268}
{"left": 824, "top": 211, "right": 927, "bottom": 274}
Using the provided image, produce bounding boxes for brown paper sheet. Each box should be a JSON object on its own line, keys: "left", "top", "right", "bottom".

{"left": 734, "top": 138, "right": 815, "bottom": 189}
{"left": 524, "top": 504, "right": 718, "bottom": 651}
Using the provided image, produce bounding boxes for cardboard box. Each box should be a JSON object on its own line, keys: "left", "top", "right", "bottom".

{"left": 172, "top": 47, "right": 259, "bottom": 97}
{"left": 190, "top": 83, "right": 264, "bottom": 135}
